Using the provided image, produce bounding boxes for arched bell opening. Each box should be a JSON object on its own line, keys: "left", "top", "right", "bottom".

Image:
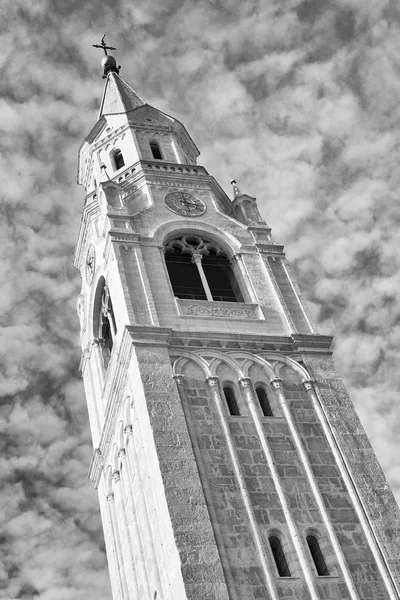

{"left": 164, "top": 234, "right": 243, "bottom": 302}
{"left": 93, "top": 277, "right": 117, "bottom": 370}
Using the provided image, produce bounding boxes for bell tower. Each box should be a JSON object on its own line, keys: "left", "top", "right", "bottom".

{"left": 74, "top": 46, "right": 400, "bottom": 600}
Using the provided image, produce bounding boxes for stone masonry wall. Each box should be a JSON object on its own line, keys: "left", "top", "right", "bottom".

{"left": 175, "top": 352, "right": 395, "bottom": 600}
{"left": 304, "top": 355, "right": 400, "bottom": 586}
{"left": 283, "top": 377, "right": 391, "bottom": 599}
{"left": 134, "top": 344, "right": 230, "bottom": 600}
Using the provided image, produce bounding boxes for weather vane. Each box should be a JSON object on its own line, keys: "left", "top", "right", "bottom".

{"left": 92, "top": 34, "right": 116, "bottom": 56}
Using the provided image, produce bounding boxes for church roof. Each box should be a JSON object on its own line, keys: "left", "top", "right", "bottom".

{"left": 98, "top": 72, "right": 145, "bottom": 118}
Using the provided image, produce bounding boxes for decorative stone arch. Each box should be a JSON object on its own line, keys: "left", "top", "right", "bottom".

{"left": 259, "top": 352, "right": 311, "bottom": 382}
{"left": 172, "top": 352, "right": 213, "bottom": 380}
{"left": 224, "top": 351, "right": 276, "bottom": 381}
{"left": 155, "top": 220, "right": 243, "bottom": 255}
{"left": 196, "top": 350, "right": 246, "bottom": 380}
{"left": 223, "top": 351, "right": 278, "bottom": 416}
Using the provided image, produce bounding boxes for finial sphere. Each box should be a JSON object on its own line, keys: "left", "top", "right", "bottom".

{"left": 101, "top": 55, "right": 117, "bottom": 68}
{"left": 100, "top": 53, "right": 120, "bottom": 78}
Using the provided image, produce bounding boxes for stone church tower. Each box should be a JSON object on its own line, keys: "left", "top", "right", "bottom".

{"left": 74, "top": 50, "right": 400, "bottom": 600}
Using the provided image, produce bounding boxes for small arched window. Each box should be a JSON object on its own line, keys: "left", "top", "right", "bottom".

{"left": 256, "top": 387, "right": 273, "bottom": 416}
{"left": 269, "top": 535, "right": 291, "bottom": 577}
{"left": 306, "top": 535, "right": 329, "bottom": 576}
{"left": 164, "top": 235, "right": 243, "bottom": 302}
{"left": 150, "top": 141, "right": 163, "bottom": 160}
{"left": 112, "top": 149, "right": 125, "bottom": 171}
{"left": 223, "top": 386, "right": 240, "bottom": 416}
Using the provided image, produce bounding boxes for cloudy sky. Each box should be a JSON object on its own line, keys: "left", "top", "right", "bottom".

{"left": 1, "top": 0, "right": 400, "bottom": 598}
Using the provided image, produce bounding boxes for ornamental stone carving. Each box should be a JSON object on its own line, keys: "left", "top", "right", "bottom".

{"left": 270, "top": 379, "right": 283, "bottom": 390}
{"left": 185, "top": 304, "right": 254, "bottom": 319}
{"left": 207, "top": 376, "right": 219, "bottom": 388}
{"left": 239, "top": 378, "right": 252, "bottom": 389}
{"left": 173, "top": 374, "right": 185, "bottom": 386}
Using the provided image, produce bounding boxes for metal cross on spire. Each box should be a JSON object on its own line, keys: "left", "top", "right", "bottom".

{"left": 92, "top": 33, "right": 116, "bottom": 56}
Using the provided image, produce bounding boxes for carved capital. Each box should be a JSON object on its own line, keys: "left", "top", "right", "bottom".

{"left": 124, "top": 424, "right": 133, "bottom": 435}
{"left": 302, "top": 380, "right": 315, "bottom": 392}
{"left": 191, "top": 253, "right": 203, "bottom": 265}
{"left": 106, "top": 492, "right": 115, "bottom": 503}
{"left": 173, "top": 374, "right": 185, "bottom": 386}
{"left": 230, "top": 253, "right": 242, "bottom": 267}
{"left": 112, "top": 470, "right": 120, "bottom": 483}
{"left": 207, "top": 376, "right": 219, "bottom": 388}
{"left": 270, "top": 378, "right": 283, "bottom": 390}
{"left": 239, "top": 377, "right": 252, "bottom": 389}
{"left": 118, "top": 448, "right": 126, "bottom": 459}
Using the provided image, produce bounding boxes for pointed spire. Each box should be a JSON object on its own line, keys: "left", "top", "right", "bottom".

{"left": 92, "top": 34, "right": 145, "bottom": 117}
{"left": 98, "top": 73, "right": 145, "bottom": 118}
{"left": 230, "top": 178, "right": 242, "bottom": 199}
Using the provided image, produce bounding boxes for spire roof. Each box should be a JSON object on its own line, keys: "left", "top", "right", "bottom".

{"left": 98, "top": 72, "right": 145, "bottom": 118}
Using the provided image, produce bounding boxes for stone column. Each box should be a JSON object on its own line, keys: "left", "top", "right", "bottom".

{"left": 230, "top": 253, "right": 256, "bottom": 304}
{"left": 192, "top": 253, "right": 213, "bottom": 301}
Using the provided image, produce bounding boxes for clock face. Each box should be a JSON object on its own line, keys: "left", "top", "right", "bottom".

{"left": 85, "top": 244, "right": 96, "bottom": 285}
{"left": 164, "top": 191, "right": 206, "bottom": 217}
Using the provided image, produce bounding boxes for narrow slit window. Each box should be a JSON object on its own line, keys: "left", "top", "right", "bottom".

{"left": 223, "top": 386, "right": 240, "bottom": 416}
{"left": 150, "top": 141, "right": 163, "bottom": 159}
{"left": 307, "top": 535, "right": 329, "bottom": 576}
{"left": 113, "top": 150, "right": 125, "bottom": 171}
{"left": 269, "top": 535, "right": 291, "bottom": 577}
{"left": 256, "top": 387, "right": 273, "bottom": 417}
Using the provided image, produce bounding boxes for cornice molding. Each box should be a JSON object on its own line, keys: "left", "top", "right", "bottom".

{"left": 256, "top": 243, "right": 285, "bottom": 255}
{"left": 167, "top": 330, "right": 333, "bottom": 353}
{"left": 126, "top": 325, "right": 172, "bottom": 347}
{"left": 109, "top": 230, "right": 141, "bottom": 244}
